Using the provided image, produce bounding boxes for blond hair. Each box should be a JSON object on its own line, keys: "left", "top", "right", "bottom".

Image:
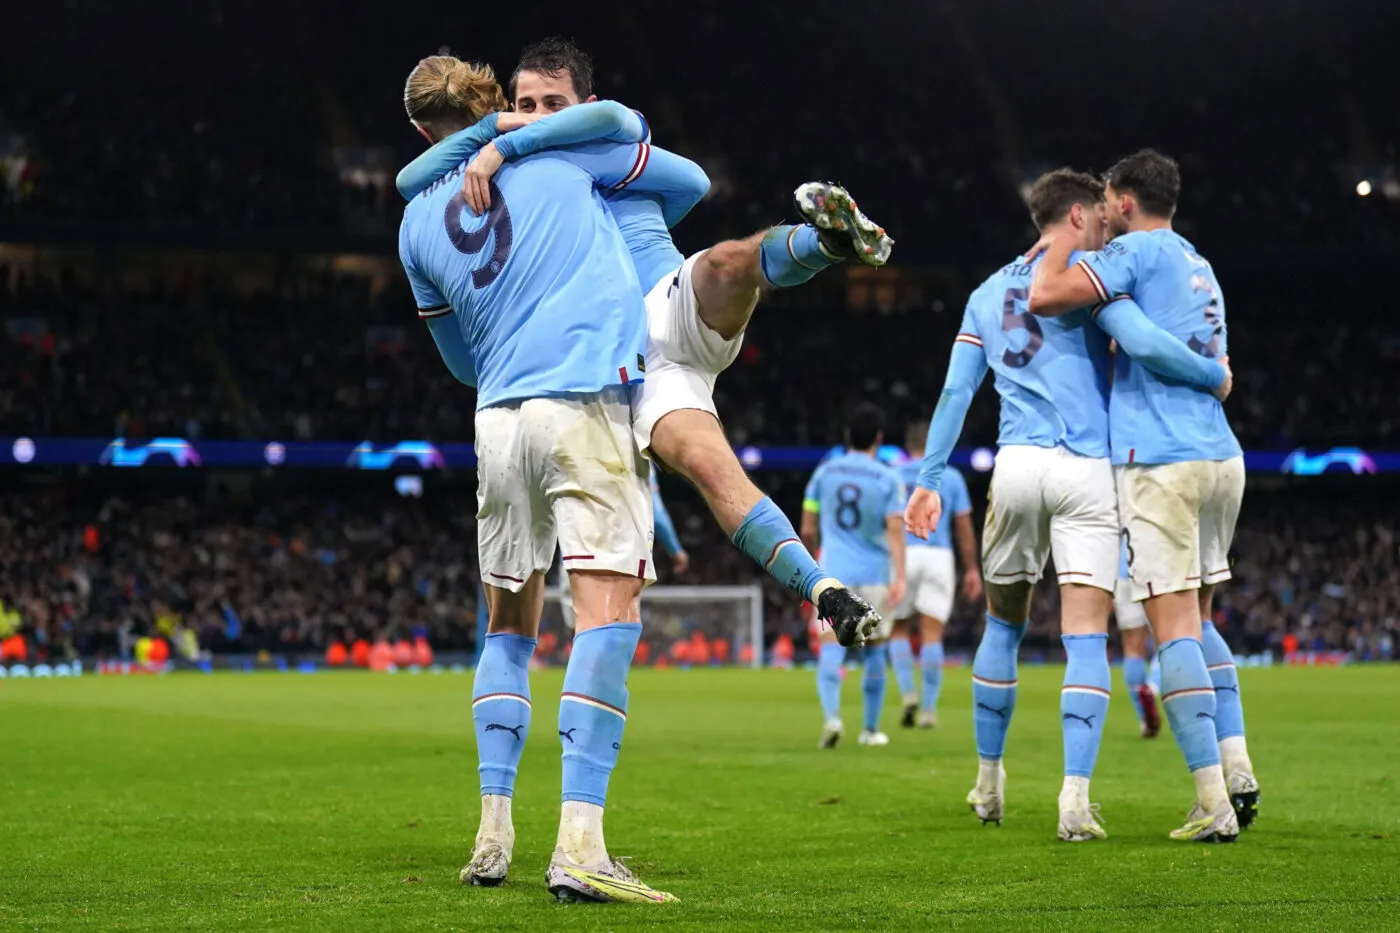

{"left": 403, "top": 55, "right": 507, "bottom": 139}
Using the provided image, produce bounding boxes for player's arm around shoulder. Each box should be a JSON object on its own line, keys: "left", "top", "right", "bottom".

{"left": 1027, "top": 230, "right": 1101, "bottom": 317}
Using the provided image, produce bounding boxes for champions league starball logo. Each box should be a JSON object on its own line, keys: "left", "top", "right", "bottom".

{"left": 345, "top": 441, "right": 445, "bottom": 471}
{"left": 1280, "top": 447, "right": 1377, "bottom": 476}
{"left": 99, "top": 438, "right": 202, "bottom": 468}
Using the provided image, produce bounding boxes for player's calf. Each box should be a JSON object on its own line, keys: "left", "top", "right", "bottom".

{"left": 466, "top": 631, "right": 538, "bottom": 885}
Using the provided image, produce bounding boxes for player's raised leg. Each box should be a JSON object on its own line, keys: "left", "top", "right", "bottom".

{"left": 968, "top": 581, "right": 1031, "bottom": 825}
{"left": 651, "top": 409, "right": 878, "bottom": 647}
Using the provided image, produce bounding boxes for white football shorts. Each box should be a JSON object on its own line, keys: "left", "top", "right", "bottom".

{"left": 475, "top": 385, "right": 656, "bottom": 592}
{"left": 889, "top": 546, "right": 956, "bottom": 622}
{"left": 981, "top": 445, "right": 1118, "bottom": 593}
{"left": 1116, "top": 456, "right": 1245, "bottom": 601}
{"left": 632, "top": 251, "right": 746, "bottom": 455}
{"left": 1113, "top": 578, "right": 1149, "bottom": 631}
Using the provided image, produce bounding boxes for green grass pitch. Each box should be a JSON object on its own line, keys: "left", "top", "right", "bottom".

{"left": 3, "top": 665, "right": 1399, "bottom": 931}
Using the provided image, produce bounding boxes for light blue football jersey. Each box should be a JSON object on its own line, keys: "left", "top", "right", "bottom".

{"left": 399, "top": 143, "right": 661, "bottom": 410}
{"left": 804, "top": 451, "right": 907, "bottom": 586}
{"left": 1078, "top": 230, "right": 1242, "bottom": 465}
{"left": 957, "top": 253, "right": 1112, "bottom": 457}
{"left": 899, "top": 461, "right": 970, "bottom": 549}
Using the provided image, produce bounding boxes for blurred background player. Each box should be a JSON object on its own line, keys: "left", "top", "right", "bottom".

{"left": 398, "top": 56, "right": 708, "bottom": 902}
{"left": 907, "top": 169, "right": 1230, "bottom": 842}
{"left": 396, "top": 36, "right": 893, "bottom": 649}
{"left": 1029, "top": 149, "right": 1256, "bottom": 842}
{"left": 557, "top": 464, "right": 690, "bottom": 631}
{"left": 801, "top": 403, "right": 907, "bottom": 748}
{"left": 889, "top": 420, "right": 981, "bottom": 729}
{"left": 1115, "top": 540, "right": 1161, "bottom": 738}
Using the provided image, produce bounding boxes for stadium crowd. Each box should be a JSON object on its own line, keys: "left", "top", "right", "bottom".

{"left": 1, "top": 481, "right": 1395, "bottom": 666}
{"left": 3, "top": 276, "right": 1397, "bottom": 451}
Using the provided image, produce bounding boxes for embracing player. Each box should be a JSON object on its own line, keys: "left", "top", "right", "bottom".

{"left": 397, "top": 55, "right": 710, "bottom": 901}
{"left": 397, "top": 37, "right": 893, "bottom": 650}
{"left": 906, "top": 168, "right": 1229, "bottom": 841}
{"left": 1028, "top": 149, "right": 1258, "bottom": 841}
{"left": 889, "top": 420, "right": 981, "bottom": 729}
{"left": 801, "top": 403, "right": 907, "bottom": 748}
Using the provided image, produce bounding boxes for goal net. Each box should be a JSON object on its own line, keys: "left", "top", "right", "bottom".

{"left": 539, "top": 584, "right": 765, "bottom": 669}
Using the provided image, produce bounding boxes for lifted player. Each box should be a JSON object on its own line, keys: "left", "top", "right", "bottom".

{"left": 397, "top": 37, "right": 892, "bottom": 650}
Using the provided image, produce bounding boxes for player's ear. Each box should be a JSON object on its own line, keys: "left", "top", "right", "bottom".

{"left": 585, "top": 94, "right": 598, "bottom": 103}
{"left": 1068, "top": 202, "right": 1085, "bottom": 230}
{"left": 411, "top": 120, "right": 435, "bottom": 144}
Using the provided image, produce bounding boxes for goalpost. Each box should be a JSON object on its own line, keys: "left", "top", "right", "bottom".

{"left": 540, "top": 584, "right": 765, "bottom": 669}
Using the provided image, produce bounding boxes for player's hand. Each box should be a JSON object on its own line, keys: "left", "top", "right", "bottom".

{"left": 672, "top": 550, "right": 690, "bottom": 575}
{"left": 1024, "top": 233, "right": 1054, "bottom": 261}
{"left": 494, "top": 111, "right": 547, "bottom": 132}
{"left": 962, "top": 567, "right": 984, "bottom": 602}
{"left": 463, "top": 142, "right": 505, "bottom": 215}
{"left": 903, "top": 488, "right": 943, "bottom": 541}
{"left": 887, "top": 576, "right": 907, "bottom": 611}
{"left": 1212, "top": 355, "right": 1233, "bottom": 402}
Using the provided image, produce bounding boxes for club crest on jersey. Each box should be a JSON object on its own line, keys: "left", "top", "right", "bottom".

{"left": 637, "top": 353, "right": 646, "bottom": 374}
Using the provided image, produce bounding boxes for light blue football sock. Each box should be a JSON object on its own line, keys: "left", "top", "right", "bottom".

{"left": 758, "top": 224, "right": 841, "bottom": 288}
{"left": 920, "top": 641, "right": 944, "bottom": 712}
{"left": 1201, "top": 620, "right": 1246, "bottom": 741}
{"left": 1148, "top": 654, "right": 1162, "bottom": 694}
{"left": 559, "top": 623, "right": 641, "bottom": 806}
{"left": 1061, "top": 634, "right": 1111, "bottom": 778}
{"left": 1123, "top": 655, "right": 1148, "bottom": 724}
{"left": 472, "top": 632, "right": 536, "bottom": 796}
{"left": 732, "top": 498, "right": 826, "bottom": 601}
{"left": 972, "top": 614, "right": 1025, "bottom": 760}
{"left": 1158, "top": 636, "right": 1221, "bottom": 773}
{"left": 817, "top": 642, "right": 844, "bottom": 720}
{"left": 862, "top": 643, "right": 889, "bottom": 732}
{"left": 888, "top": 636, "right": 916, "bottom": 698}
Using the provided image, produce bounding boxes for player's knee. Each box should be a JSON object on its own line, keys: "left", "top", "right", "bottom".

{"left": 699, "top": 240, "right": 758, "bottom": 289}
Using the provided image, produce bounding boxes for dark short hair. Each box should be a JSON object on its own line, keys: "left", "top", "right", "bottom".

{"left": 511, "top": 36, "right": 594, "bottom": 100}
{"left": 1104, "top": 149, "right": 1180, "bottom": 219}
{"left": 1026, "top": 168, "right": 1104, "bottom": 231}
{"left": 846, "top": 403, "right": 886, "bottom": 451}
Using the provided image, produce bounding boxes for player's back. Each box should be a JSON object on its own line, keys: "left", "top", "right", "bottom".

{"left": 899, "top": 461, "right": 969, "bottom": 550}
{"left": 1086, "top": 230, "right": 1240, "bottom": 465}
{"left": 399, "top": 150, "right": 646, "bottom": 410}
{"left": 807, "top": 452, "right": 903, "bottom": 586}
{"left": 961, "top": 255, "right": 1111, "bottom": 457}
